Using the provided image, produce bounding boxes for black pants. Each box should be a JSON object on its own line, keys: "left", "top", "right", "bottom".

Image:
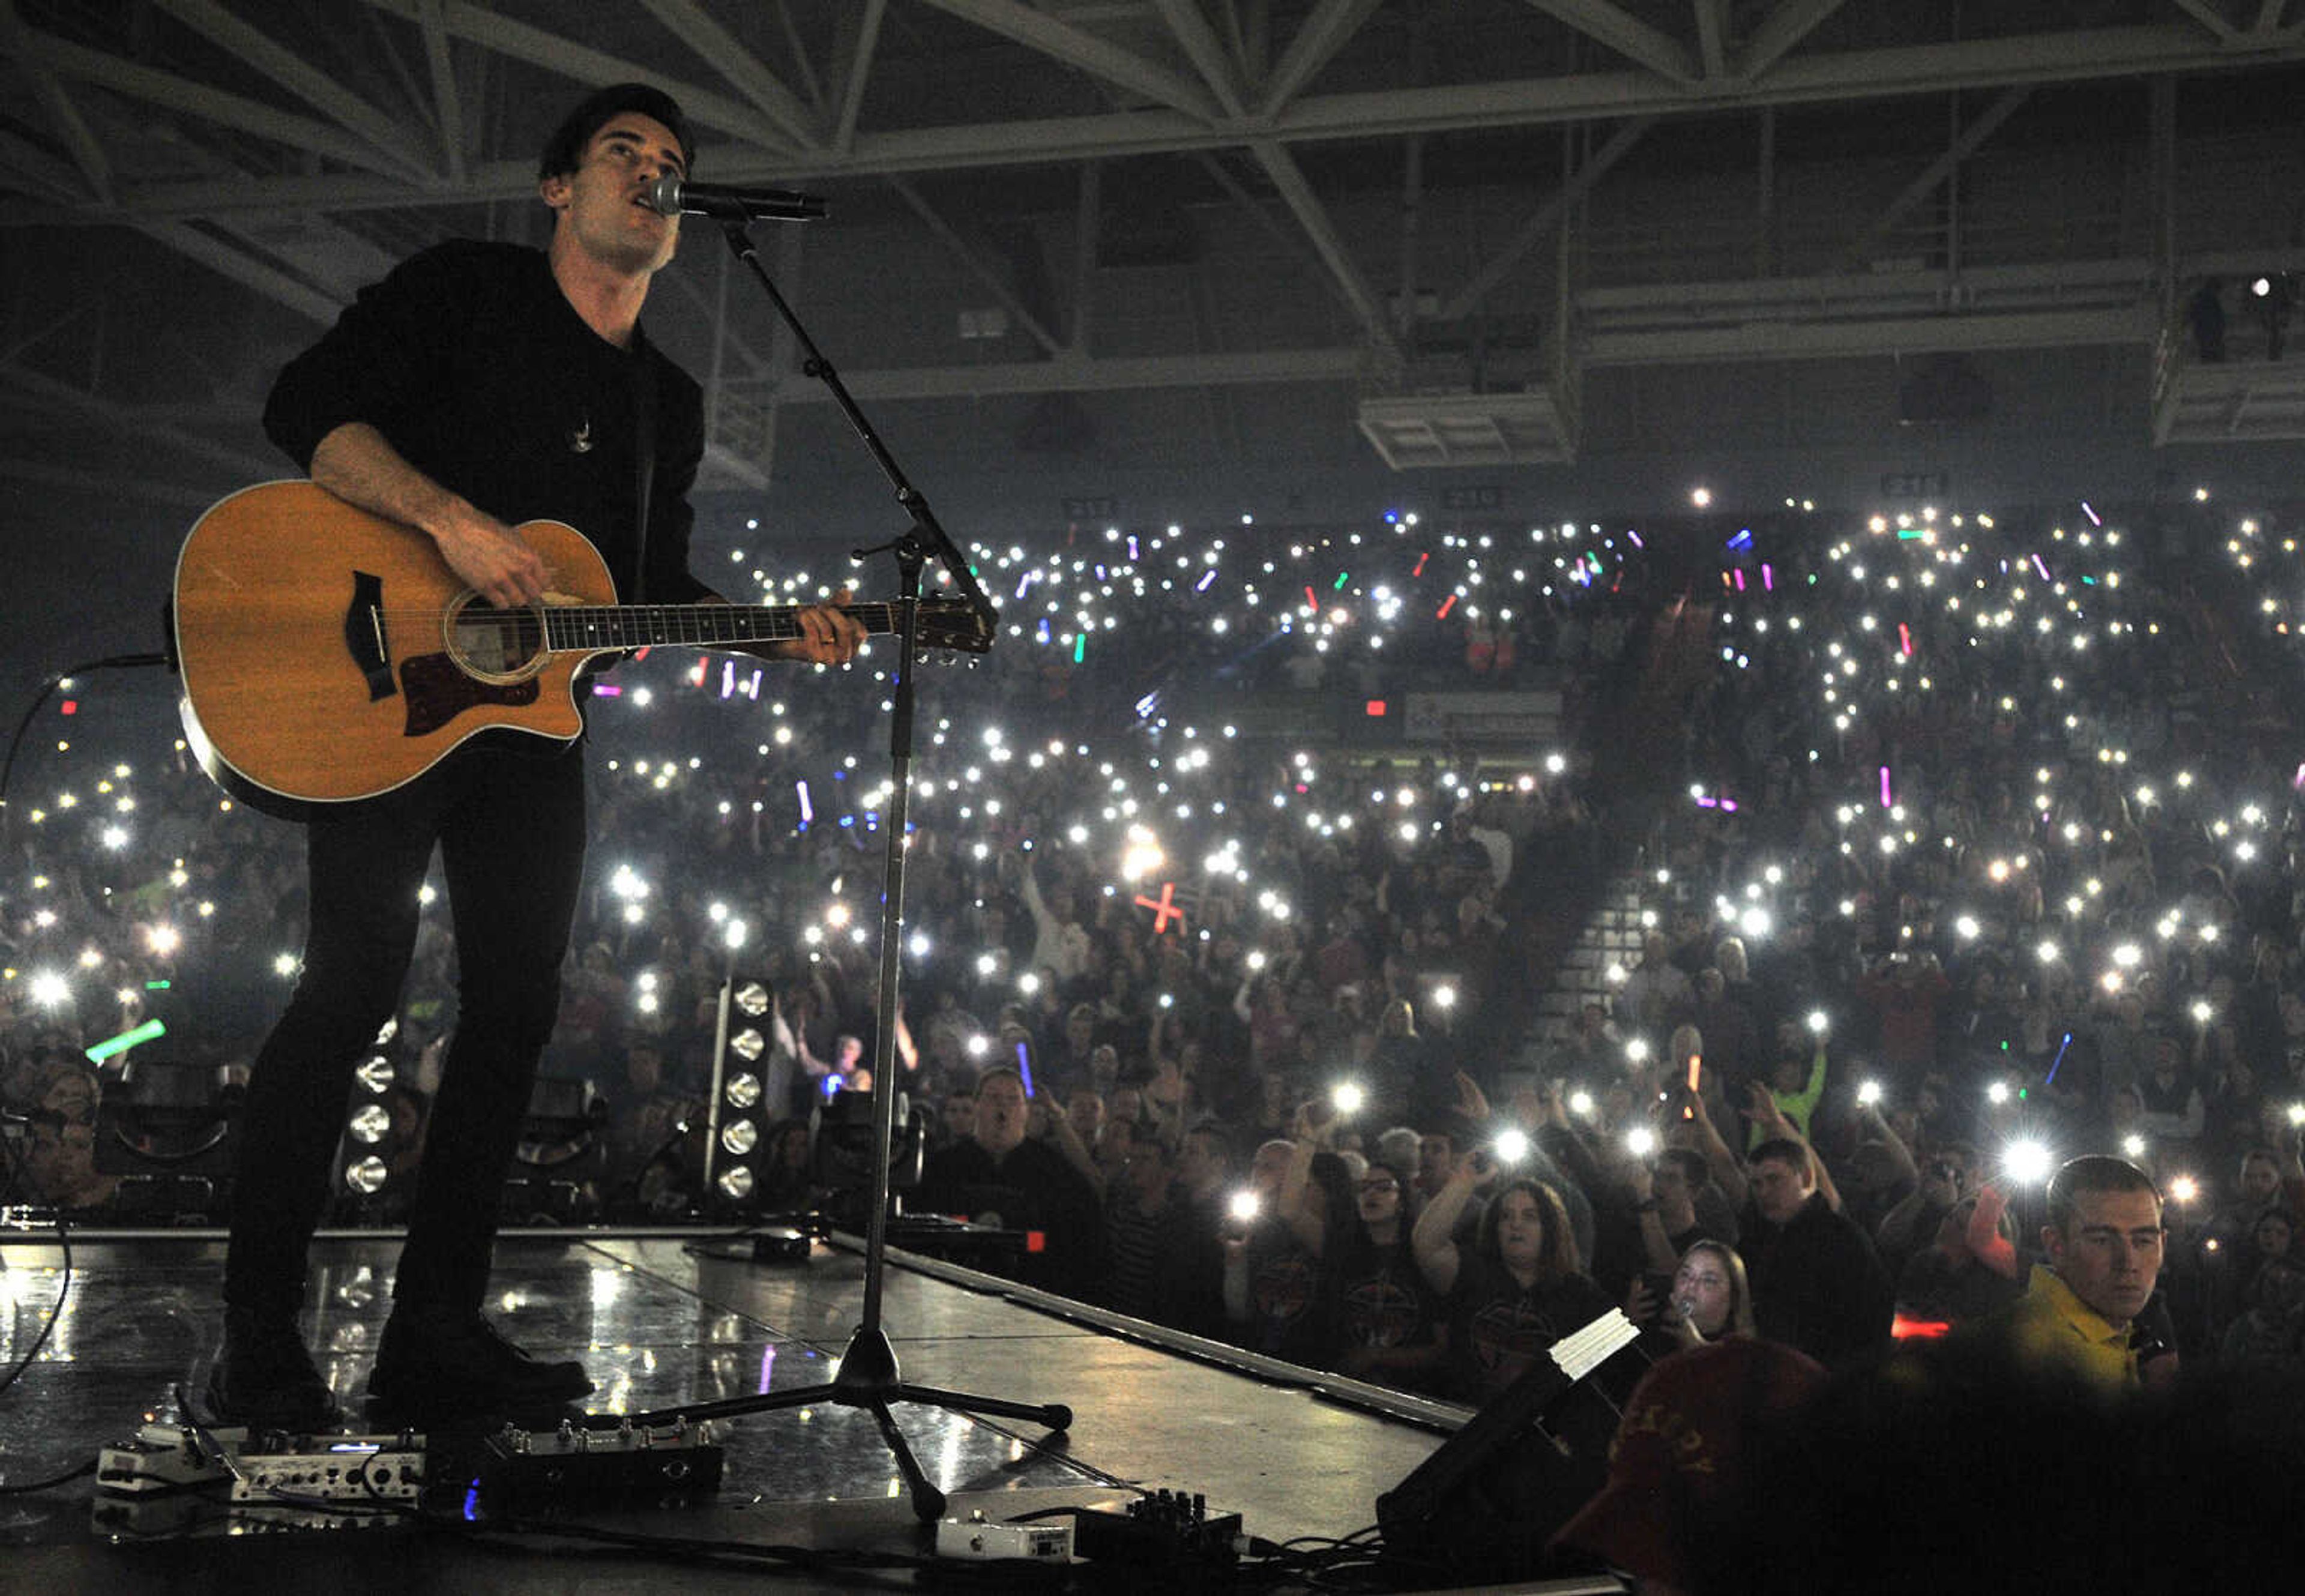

{"left": 224, "top": 739, "right": 587, "bottom": 1320}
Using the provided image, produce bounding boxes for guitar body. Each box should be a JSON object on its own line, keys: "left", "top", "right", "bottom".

{"left": 173, "top": 480, "right": 616, "bottom": 819}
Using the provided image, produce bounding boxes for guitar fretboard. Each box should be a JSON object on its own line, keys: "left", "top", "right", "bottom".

{"left": 541, "top": 603, "right": 903, "bottom": 652}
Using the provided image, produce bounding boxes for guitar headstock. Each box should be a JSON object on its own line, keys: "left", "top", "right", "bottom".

{"left": 917, "top": 599, "right": 996, "bottom": 655}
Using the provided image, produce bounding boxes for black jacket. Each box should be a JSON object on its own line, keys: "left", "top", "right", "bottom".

{"left": 1741, "top": 1191, "right": 1896, "bottom": 1366}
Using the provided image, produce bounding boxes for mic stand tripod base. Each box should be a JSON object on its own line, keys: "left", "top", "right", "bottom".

{"left": 629, "top": 1322, "right": 1071, "bottom": 1522}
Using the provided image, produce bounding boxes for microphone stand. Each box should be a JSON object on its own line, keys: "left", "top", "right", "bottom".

{"left": 626, "top": 217, "right": 1066, "bottom": 1522}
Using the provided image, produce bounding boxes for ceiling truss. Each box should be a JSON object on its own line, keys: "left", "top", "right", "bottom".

{"left": 2, "top": 0, "right": 2303, "bottom": 490}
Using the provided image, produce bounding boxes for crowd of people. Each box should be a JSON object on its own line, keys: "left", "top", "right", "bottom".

{"left": 11, "top": 489, "right": 2305, "bottom": 1425}
{"left": 0, "top": 505, "right": 1632, "bottom": 1239}
{"left": 833, "top": 492, "right": 2305, "bottom": 1423}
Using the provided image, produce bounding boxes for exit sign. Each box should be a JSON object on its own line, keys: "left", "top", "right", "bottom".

{"left": 1879, "top": 472, "right": 1950, "bottom": 498}
{"left": 1443, "top": 485, "right": 1504, "bottom": 511}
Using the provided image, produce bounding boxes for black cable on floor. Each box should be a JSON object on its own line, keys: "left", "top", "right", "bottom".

{"left": 0, "top": 1457, "right": 96, "bottom": 1496}
{"left": 0, "top": 1133, "right": 71, "bottom": 1403}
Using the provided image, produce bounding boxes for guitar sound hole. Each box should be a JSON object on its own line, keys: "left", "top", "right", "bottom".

{"left": 448, "top": 602, "right": 546, "bottom": 682}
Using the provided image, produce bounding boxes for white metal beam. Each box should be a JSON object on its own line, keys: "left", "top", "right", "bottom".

{"left": 13, "top": 21, "right": 417, "bottom": 178}
{"left": 1438, "top": 117, "right": 1656, "bottom": 322}
{"left": 2253, "top": 0, "right": 2291, "bottom": 30}
{"left": 0, "top": 457, "right": 220, "bottom": 509}
{"left": 884, "top": 176, "right": 1065, "bottom": 355}
{"left": 638, "top": 0, "right": 819, "bottom": 149}
{"left": 1071, "top": 161, "right": 1099, "bottom": 352}
{"left": 149, "top": 0, "right": 435, "bottom": 178}
{"left": 17, "top": 23, "right": 2305, "bottom": 223}
{"left": 1738, "top": 0, "right": 1849, "bottom": 80}
{"left": 1244, "top": 139, "right": 1400, "bottom": 366}
{"left": 920, "top": 0, "right": 1223, "bottom": 121}
{"left": 414, "top": 0, "right": 467, "bottom": 184}
{"left": 1833, "top": 86, "right": 2031, "bottom": 270}
{"left": 358, "top": 0, "right": 798, "bottom": 156}
{"left": 701, "top": 438, "right": 770, "bottom": 489}
{"left": 1270, "top": 24, "right": 2298, "bottom": 141}
{"left": 663, "top": 267, "right": 774, "bottom": 380}
{"left": 1522, "top": 0, "right": 1700, "bottom": 85}
{"left": 0, "top": 125, "right": 95, "bottom": 206}
{"left": 0, "top": 358, "right": 282, "bottom": 477}
{"left": 1154, "top": 0, "right": 1250, "bottom": 118}
{"left": 2167, "top": 0, "right": 2240, "bottom": 41}
{"left": 1581, "top": 307, "right": 2151, "bottom": 364}
{"left": 1259, "top": 0, "right": 1387, "bottom": 118}
{"left": 827, "top": 0, "right": 886, "bottom": 155}
{"left": 0, "top": 1, "right": 113, "bottom": 200}
{"left": 133, "top": 220, "right": 346, "bottom": 324}
{"left": 1693, "top": 0, "right": 1729, "bottom": 79}
{"left": 749, "top": 344, "right": 1369, "bottom": 402}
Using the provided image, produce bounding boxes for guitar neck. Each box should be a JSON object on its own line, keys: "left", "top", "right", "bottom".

{"left": 541, "top": 601, "right": 902, "bottom": 654}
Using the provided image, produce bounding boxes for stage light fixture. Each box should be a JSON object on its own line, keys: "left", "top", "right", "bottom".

{"left": 705, "top": 975, "right": 781, "bottom": 1215}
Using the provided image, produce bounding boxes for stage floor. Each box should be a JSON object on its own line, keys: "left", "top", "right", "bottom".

{"left": 0, "top": 1229, "right": 1595, "bottom": 1591}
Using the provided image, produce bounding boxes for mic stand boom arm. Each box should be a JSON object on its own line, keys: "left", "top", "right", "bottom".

{"left": 711, "top": 220, "right": 996, "bottom": 631}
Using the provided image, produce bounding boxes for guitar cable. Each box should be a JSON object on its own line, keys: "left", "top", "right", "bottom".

{"left": 0, "top": 651, "right": 173, "bottom": 846}
{"left": 0, "top": 651, "right": 165, "bottom": 1436}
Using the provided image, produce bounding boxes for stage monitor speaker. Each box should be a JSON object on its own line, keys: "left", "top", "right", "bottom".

{"left": 1376, "top": 1310, "right": 1642, "bottom": 1587}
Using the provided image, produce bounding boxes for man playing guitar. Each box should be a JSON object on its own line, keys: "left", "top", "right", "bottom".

{"left": 207, "top": 82, "right": 864, "bottom": 1433}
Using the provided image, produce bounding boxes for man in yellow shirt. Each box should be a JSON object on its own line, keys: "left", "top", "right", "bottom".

{"left": 1994, "top": 1155, "right": 2165, "bottom": 1391}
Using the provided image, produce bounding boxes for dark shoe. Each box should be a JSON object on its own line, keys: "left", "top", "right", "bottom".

{"left": 367, "top": 1305, "right": 592, "bottom": 1422}
{"left": 206, "top": 1308, "right": 343, "bottom": 1433}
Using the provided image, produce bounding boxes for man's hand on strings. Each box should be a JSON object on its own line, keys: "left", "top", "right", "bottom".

{"left": 779, "top": 586, "right": 868, "bottom": 665}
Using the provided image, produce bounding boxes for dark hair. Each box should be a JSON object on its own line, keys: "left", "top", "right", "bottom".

{"left": 1749, "top": 1137, "right": 1810, "bottom": 1174}
{"left": 2044, "top": 1154, "right": 2160, "bottom": 1237}
{"left": 1477, "top": 1177, "right": 1581, "bottom": 1283}
{"left": 1359, "top": 1158, "right": 1410, "bottom": 1196}
{"left": 1128, "top": 1129, "right": 1175, "bottom": 1164}
{"left": 1656, "top": 1146, "right": 1709, "bottom": 1187}
{"left": 1307, "top": 1151, "right": 1359, "bottom": 1260}
{"left": 538, "top": 82, "right": 695, "bottom": 181}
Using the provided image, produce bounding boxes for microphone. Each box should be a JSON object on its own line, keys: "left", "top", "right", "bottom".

{"left": 645, "top": 173, "right": 827, "bottom": 221}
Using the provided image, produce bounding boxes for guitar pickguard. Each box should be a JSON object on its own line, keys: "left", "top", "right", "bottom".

{"left": 399, "top": 651, "right": 541, "bottom": 737}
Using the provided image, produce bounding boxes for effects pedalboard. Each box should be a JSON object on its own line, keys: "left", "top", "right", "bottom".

{"left": 97, "top": 1422, "right": 424, "bottom": 1502}
{"left": 94, "top": 1423, "right": 426, "bottom": 1540}
{"left": 476, "top": 1415, "right": 725, "bottom": 1512}
{"left": 933, "top": 1488, "right": 1247, "bottom": 1575}
{"left": 92, "top": 1413, "right": 725, "bottom": 1530}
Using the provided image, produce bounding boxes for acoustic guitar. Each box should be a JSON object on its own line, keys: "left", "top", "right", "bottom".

{"left": 171, "top": 481, "right": 992, "bottom": 819}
